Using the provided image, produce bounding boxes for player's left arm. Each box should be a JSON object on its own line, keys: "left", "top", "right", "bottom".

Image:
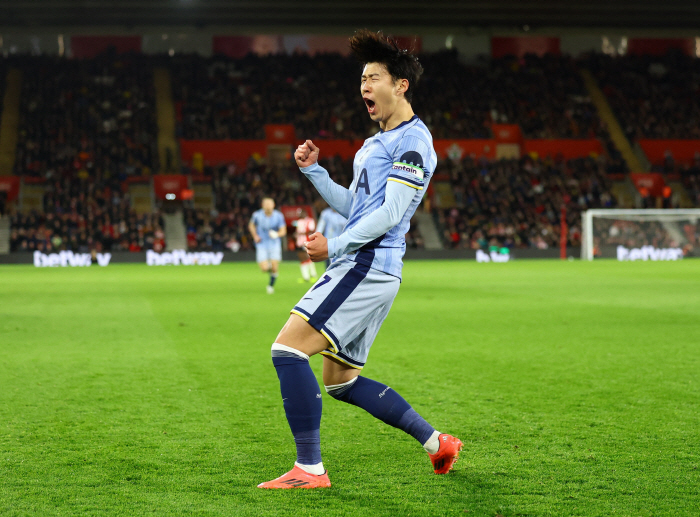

{"left": 268, "top": 212, "right": 287, "bottom": 239}
{"left": 276, "top": 213, "right": 287, "bottom": 237}
{"left": 306, "top": 180, "right": 416, "bottom": 261}
{"left": 305, "top": 133, "right": 431, "bottom": 261}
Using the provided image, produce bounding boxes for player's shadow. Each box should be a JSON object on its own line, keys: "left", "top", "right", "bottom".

{"left": 310, "top": 469, "right": 506, "bottom": 516}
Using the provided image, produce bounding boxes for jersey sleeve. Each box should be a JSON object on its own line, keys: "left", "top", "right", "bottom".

{"left": 276, "top": 212, "right": 286, "bottom": 230}
{"left": 326, "top": 179, "right": 415, "bottom": 259}
{"left": 387, "top": 133, "right": 431, "bottom": 191}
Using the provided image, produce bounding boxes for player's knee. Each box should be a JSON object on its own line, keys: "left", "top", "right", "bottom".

{"left": 270, "top": 342, "right": 309, "bottom": 362}
{"left": 324, "top": 377, "right": 358, "bottom": 401}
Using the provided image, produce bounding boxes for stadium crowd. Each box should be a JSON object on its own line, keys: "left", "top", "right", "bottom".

{"left": 434, "top": 154, "right": 616, "bottom": 249}
{"left": 171, "top": 51, "right": 607, "bottom": 141}
{"left": 4, "top": 49, "right": 700, "bottom": 255}
{"left": 585, "top": 50, "right": 700, "bottom": 141}
{"left": 13, "top": 52, "right": 159, "bottom": 180}
{"left": 9, "top": 175, "right": 165, "bottom": 253}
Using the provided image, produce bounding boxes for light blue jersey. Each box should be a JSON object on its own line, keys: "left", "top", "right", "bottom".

{"left": 301, "top": 115, "right": 436, "bottom": 279}
{"left": 251, "top": 209, "right": 286, "bottom": 247}
{"left": 317, "top": 208, "right": 347, "bottom": 239}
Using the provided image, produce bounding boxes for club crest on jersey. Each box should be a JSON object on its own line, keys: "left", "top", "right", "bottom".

{"left": 392, "top": 162, "right": 424, "bottom": 180}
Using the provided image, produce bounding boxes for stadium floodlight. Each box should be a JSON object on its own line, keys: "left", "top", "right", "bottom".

{"left": 581, "top": 209, "right": 700, "bottom": 261}
{"left": 165, "top": 193, "right": 176, "bottom": 200}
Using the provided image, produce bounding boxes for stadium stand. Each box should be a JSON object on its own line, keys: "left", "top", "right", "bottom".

{"left": 13, "top": 53, "right": 159, "bottom": 179}
{"left": 4, "top": 49, "right": 700, "bottom": 255}
{"left": 584, "top": 50, "right": 700, "bottom": 142}
{"left": 432, "top": 154, "right": 616, "bottom": 249}
{"left": 172, "top": 51, "right": 612, "bottom": 141}
{"left": 9, "top": 175, "right": 165, "bottom": 253}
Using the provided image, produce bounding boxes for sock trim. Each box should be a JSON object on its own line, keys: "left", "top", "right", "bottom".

{"left": 423, "top": 430, "right": 441, "bottom": 454}
{"left": 271, "top": 343, "right": 309, "bottom": 361}
{"left": 324, "top": 377, "right": 358, "bottom": 394}
{"left": 294, "top": 461, "right": 325, "bottom": 476}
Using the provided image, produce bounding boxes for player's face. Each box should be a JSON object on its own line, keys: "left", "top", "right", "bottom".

{"left": 361, "top": 63, "right": 401, "bottom": 125}
{"left": 262, "top": 199, "right": 274, "bottom": 214}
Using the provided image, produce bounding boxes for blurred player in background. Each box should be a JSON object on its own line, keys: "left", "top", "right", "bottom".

{"left": 293, "top": 208, "right": 318, "bottom": 283}
{"left": 259, "top": 30, "right": 462, "bottom": 490}
{"left": 316, "top": 206, "right": 347, "bottom": 269}
{"left": 248, "top": 197, "right": 287, "bottom": 294}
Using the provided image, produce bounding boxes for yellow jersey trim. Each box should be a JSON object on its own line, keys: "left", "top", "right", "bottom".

{"left": 290, "top": 309, "right": 310, "bottom": 322}
{"left": 320, "top": 329, "right": 339, "bottom": 353}
{"left": 291, "top": 309, "right": 338, "bottom": 353}
{"left": 320, "top": 350, "right": 363, "bottom": 370}
{"left": 387, "top": 177, "right": 423, "bottom": 190}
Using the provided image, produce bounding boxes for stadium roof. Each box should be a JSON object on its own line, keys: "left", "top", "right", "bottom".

{"left": 1, "top": 0, "right": 700, "bottom": 30}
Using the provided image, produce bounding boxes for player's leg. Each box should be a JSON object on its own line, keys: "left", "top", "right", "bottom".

{"left": 296, "top": 249, "right": 311, "bottom": 281}
{"left": 267, "top": 260, "right": 279, "bottom": 293}
{"left": 259, "top": 315, "right": 331, "bottom": 489}
{"left": 256, "top": 246, "right": 271, "bottom": 274}
{"left": 322, "top": 355, "right": 462, "bottom": 474}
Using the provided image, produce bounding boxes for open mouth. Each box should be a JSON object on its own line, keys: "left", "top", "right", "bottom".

{"left": 364, "top": 98, "right": 376, "bottom": 114}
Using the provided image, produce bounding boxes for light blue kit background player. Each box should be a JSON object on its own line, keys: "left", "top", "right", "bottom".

{"left": 315, "top": 207, "right": 347, "bottom": 268}
{"left": 248, "top": 197, "right": 287, "bottom": 293}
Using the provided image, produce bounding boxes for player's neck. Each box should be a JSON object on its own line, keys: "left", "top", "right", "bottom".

{"left": 379, "top": 101, "right": 414, "bottom": 132}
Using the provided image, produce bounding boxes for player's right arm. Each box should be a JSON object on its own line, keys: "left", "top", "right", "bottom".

{"left": 295, "top": 140, "right": 352, "bottom": 218}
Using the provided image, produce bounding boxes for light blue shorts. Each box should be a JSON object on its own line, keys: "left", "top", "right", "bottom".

{"left": 256, "top": 242, "right": 282, "bottom": 263}
{"left": 291, "top": 258, "right": 401, "bottom": 369}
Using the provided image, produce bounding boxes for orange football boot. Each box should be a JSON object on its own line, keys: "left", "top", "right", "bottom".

{"left": 257, "top": 465, "right": 331, "bottom": 489}
{"left": 428, "top": 434, "right": 463, "bottom": 474}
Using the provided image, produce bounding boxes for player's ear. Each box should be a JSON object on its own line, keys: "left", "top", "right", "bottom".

{"left": 395, "top": 78, "right": 409, "bottom": 96}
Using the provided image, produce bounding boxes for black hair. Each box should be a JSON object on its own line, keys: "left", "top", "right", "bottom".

{"left": 349, "top": 29, "right": 423, "bottom": 103}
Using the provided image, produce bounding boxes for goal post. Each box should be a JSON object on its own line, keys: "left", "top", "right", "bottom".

{"left": 581, "top": 209, "right": 700, "bottom": 260}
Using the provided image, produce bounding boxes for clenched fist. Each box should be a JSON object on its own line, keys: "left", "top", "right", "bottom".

{"left": 304, "top": 232, "right": 329, "bottom": 262}
{"left": 294, "top": 140, "right": 320, "bottom": 168}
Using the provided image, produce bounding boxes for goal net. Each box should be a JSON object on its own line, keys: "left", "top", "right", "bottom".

{"left": 581, "top": 209, "right": 700, "bottom": 261}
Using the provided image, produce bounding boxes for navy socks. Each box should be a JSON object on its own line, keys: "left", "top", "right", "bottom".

{"left": 326, "top": 376, "right": 435, "bottom": 445}
{"left": 271, "top": 343, "right": 435, "bottom": 469}
{"left": 271, "top": 345, "right": 322, "bottom": 466}
{"left": 269, "top": 273, "right": 278, "bottom": 287}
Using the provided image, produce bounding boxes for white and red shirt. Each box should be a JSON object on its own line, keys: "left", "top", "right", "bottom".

{"left": 295, "top": 216, "right": 316, "bottom": 247}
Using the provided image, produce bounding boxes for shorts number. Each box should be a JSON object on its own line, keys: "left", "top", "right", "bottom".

{"left": 312, "top": 274, "right": 332, "bottom": 291}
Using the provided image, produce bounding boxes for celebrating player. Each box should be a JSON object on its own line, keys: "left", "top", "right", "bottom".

{"left": 316, "top": 205, "right": 347, "bottom": 269}
{"left": 258, "top": 30, "right": 462, "bottom": 490}
{"left": 292, "top": 208, "right": 318, "bottom": 283}
{"left": 248, "top": 197, "right": 287, "bottom": 294}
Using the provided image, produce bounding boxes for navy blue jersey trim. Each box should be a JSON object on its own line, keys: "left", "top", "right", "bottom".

{"left": 355, "top": 241, "right": 378, "bottom": 267}
{"left": 379, "top": 115, "right": 418, "bottom": 134}
{"left": 335, "top": 350, "right": 365, "bottom": 368}
{"left": 322, "top": 325, "right": 339, "bottom": 347}
{"left": 388, "top": 174, "right": 423, "bottom": 187}
{"left": 308, "top": 262, "right": 370, "bottom": 330}
{"left": 292, "top": 306, "right": 313, "bottom": 320}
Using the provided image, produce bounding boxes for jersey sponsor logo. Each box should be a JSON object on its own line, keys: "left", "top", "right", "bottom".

{"left": 355, "top": 168, "right": 370, "bottom": 194}
{"left": 391, "top": 162, "right": 424, "bottom": 180}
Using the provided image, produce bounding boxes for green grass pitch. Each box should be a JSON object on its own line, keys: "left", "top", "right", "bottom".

{"left": 1, "top": 259, "right": 699, "bottom": 516}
